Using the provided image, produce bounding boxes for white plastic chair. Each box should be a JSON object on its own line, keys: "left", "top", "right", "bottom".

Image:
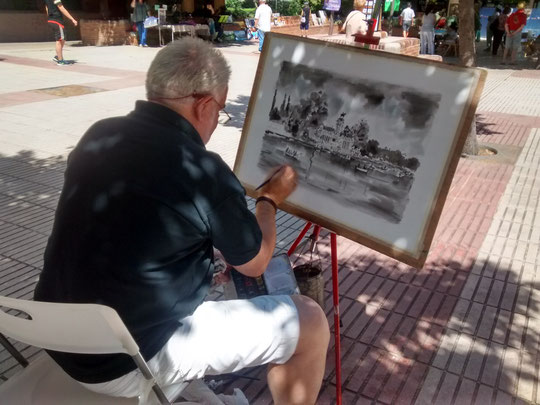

{"left": 0, "top": 295, "right": 188, "bottom": 405}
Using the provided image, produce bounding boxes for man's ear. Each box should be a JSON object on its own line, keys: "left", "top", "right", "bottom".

{"left": 192, "top": 97, "right": 208, "bottom": 122}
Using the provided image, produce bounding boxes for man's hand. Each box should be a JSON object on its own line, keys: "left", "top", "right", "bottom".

{"left": 72, "top": 18, "right": 78, "bottom": 26}
{"left": 258, "top": 165, "right": 298, "bottom": 205}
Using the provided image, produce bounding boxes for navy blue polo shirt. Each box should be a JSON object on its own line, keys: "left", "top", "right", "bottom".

{"left": 34, "top": 100, "right": 262, "bottom": 383}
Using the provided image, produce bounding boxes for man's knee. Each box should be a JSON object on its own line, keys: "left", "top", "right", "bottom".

{"left": 291, "top": 295, "right": 330, "bottom": 346}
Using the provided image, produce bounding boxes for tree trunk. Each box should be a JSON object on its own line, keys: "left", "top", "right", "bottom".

{"left": 459, "top": 0, "right": 478, "bottom": 155}
{"left": 458, "top": 0, "right": 476, "bottom": 67}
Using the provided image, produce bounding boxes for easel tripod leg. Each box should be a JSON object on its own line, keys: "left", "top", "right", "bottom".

{"left": 287, "top": 223, "right": 342, "bottom": 404}
{"left": 287, "top": 222, "right": 313, "bottom": 257}
{"left": 331, "top": 233, "right": 342, "bottom": 405}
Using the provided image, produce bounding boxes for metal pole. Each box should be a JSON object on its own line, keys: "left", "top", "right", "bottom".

{"left": 328, "top": 11, "right": 334, "bottom": 36}
{"left": 287, "top": 222, "right": 313, "bottom": 257}
{"left": 0, "top": 333, "right": 29, "bottom": 368}
{"left": 330, "top": 233, "right": 342, "bottom": 405}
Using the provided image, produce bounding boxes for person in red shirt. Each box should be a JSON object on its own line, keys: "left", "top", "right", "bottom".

{"left": 503, "top": 2, "right": 528, "bottom": 65}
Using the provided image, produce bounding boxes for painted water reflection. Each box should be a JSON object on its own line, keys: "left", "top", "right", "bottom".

{"left": 259, "top": 132, "right": 414, "bottom": 224}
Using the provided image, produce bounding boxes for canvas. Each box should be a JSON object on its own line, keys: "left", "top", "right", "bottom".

{"left": 234, "top": 33, "right": 486, "bottom": 267}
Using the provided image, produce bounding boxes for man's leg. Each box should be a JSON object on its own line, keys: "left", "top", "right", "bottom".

{"left": 141, "top": 25, "right": 147, "bottom": 46}
{"left": 258, "top": 29, "right": 265, "bottom": 51}
{"left": 136, "top": 21, "right": 144, "bottom": 45}
{"left": 267, "top": 295, "right": 329, "bottom": 405}
{"left": 56, "top": 40, "right": 64, "bottom": 60}
{"left": 511, "top": 48, "right": 518, "bottom": 63}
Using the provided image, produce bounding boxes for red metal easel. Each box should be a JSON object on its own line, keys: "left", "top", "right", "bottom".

{"left": 287, "top": 222, "right": 342, "bottom": 405}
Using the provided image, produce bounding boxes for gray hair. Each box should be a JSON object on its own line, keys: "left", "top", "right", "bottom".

{"left": 146, "top": 38, "right": 231, "bottom": 100}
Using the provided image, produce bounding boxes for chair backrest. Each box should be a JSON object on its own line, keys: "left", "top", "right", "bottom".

{"left": 0, "top": 295, "right": 139, "bottom": 356}
{"left": 0, "top": 295, "right": 172, "bottom": 405}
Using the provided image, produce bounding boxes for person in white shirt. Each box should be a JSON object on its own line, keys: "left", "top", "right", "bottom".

{"left": 254, "top": 0, "right": 272, "bottom": 52}
{"left": 400, "top": 2, "right": 415, "bottom": 38}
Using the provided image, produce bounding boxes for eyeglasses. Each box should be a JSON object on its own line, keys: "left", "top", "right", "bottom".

{"left": 155, "top": 93, "right": 231, "bottom": 124}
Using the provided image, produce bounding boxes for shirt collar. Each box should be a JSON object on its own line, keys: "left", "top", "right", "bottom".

{"left": 130, "top": 100, "right": 205, "bottom": 147}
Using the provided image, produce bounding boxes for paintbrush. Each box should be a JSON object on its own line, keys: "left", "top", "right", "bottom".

{"left": 255, "top": 166, "right": 285, "bottom": 191}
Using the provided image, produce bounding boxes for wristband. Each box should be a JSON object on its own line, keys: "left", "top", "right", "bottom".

{"left": 256, "top": 196, "right": 277, "bottom": 213}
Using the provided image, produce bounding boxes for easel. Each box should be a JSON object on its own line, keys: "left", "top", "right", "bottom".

{"left": 287, "top": 222, "right": 343, "bottom": 405}
{"left": 353, "top": 19, "right": 381, "bottom": 48}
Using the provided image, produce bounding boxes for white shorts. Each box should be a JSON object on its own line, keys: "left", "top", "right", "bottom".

{"left": 81, "top": 295, "right": 299, "bottom": 398}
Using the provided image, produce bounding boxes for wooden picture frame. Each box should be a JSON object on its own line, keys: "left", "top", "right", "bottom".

{"left": 234, "top": 33, "right": 486, "bottom": 268}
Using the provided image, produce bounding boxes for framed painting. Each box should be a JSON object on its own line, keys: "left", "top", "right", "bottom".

{"left": 234, "top": 33, "right": 486, "bottom": 268}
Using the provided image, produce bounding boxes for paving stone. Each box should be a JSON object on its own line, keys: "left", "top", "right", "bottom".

{"left": 453, "top": 378, "right": 476, "bottom": 405}
{"left": 448, "top": 333, "right": 474, "bottom": 375}
{"left": 464, "top": 337, "right": 489, "bottom": 381}
{"left": 414, "top": 367, "right": 443, "bottom": 405}
{"left": 474, "top": 384, "right": 494, "bottom": 404}
{"left": 433, "top": 372, "right": 459, "bottom": 405}
{"left": 481, "top": 342, "right": 505, "bottom": 386}
{"left": 516, "top": 349, "right": 536, "bottom": 402}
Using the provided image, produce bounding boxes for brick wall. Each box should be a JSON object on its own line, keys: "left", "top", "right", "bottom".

{"left": 271, "top": 15, "right": 335, "bottom": 37}
{"left": 79, "top": 19, "right": 133, "bottom": 46}
{"left": 321, "top": 34, "right": 420, "bottom": 57}
{"left": 272, "top": 24, "right": 333, "bottom": 36}
{"left": 0, "top": 10, "right": 100, "bottom": 42}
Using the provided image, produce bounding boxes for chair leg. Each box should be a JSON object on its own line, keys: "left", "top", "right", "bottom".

{"left": 132, "top": 353, "right": 171, "bottom": 405}
{"left": 0, "top": 333, "right": 29, "bottom": 368}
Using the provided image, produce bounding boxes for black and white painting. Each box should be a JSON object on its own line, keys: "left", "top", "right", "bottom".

{"left": 234, "top": 34, "right": 485, "bottom": 266}
{"left": 259, "top": 61, "right": 441, "bottom": 224}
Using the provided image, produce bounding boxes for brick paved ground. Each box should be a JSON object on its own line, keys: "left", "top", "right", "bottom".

{"left": 0, "top": 39, "right": 539, "bottom": 405}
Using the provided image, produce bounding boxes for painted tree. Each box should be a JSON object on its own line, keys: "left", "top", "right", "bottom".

{"left": 459, "top": 0, "right": 479, "bottom": 155}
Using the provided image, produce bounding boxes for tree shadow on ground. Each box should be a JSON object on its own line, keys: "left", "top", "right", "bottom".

{"left": 224, "top": 94, "right": 251, "bottom": 129}
{"left": 0, "top": 151, "right": 66, "bottom": 380}
{"left": 214, "top": 227, "right": 539, "bottom": 404}
{"left": 476, "top": 113, "right": 503, "bottom": 136}
{"left": 2, "top": 150, "right": 537, "bottom": 405}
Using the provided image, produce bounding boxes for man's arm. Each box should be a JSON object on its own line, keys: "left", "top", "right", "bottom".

{"left": 515, "top": 22, "right": 526, "bottom": 35}
{"left": 58, "top": 4, "right": 77, "bottom": 26}
{"left": 233, "top": 165, "right": 297, "bottom": 277}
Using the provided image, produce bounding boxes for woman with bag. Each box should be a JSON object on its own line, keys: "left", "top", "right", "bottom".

{"left": 131, "top": 0, "right": 150, "bottom": 47}
{"left": 300, "top": 1, "right": 311, "bottom": 38}
{"left": 340, "top": 0, "right": 368, "bottom": 42}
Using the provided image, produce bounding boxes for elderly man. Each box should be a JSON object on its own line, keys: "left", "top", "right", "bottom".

{"left": 34, "top": 38, "right": 329, "bottom": 405}
{"left": 503, "top": 2, "right": 528, "bottom": 65}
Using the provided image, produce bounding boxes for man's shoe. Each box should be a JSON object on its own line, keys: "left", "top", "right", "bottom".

{"left": 142, "top": 44, "right": 148, "bottom": 47}
{"left": 53, "top": 55, "right": 59, "bottom": 63}
{"left": 56, "top": 59, "right": 70, "bottom": 66}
